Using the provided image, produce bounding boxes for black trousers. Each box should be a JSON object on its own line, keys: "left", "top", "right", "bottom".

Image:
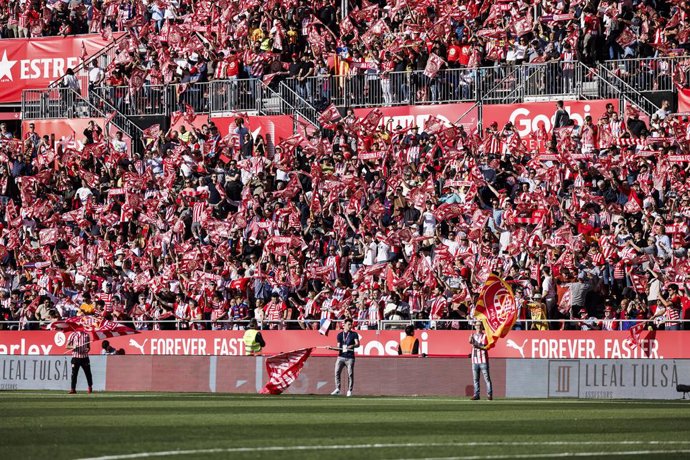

{"left": 71, "top": 357, "right": 93, "bottom": 390}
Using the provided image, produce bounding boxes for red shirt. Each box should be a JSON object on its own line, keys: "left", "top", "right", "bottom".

{"left": 227, "top": 58, "right": 240, "bottom": 77}
{"left": 447, "top": 45, "right": 462, "bottom": 63}
{"left": 457, "top": 45, "right": 472, "bottom": 66}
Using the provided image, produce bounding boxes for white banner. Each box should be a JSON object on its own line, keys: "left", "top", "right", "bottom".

{"left": 0, "top": 356, "right": 106, "bottom": 391}
{"left": 507, "top": 359, "right": 690, "bottom": 399}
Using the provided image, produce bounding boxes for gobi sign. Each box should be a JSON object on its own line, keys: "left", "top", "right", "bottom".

{"left": 0, "top": 34, "right": 113, "bottom": 103}
{"left": 482, "top": 99, "right": 616, "bottom": 138}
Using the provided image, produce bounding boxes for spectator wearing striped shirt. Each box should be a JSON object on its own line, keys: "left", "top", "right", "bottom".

{"left": 67, "top": 326, "right": 93, "bottom": 394}
{"left": 469, "top": 322, "right": 492, "bottom": 401}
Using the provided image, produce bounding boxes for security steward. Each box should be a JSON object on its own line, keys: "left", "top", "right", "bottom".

{"left": 243, "top": 318, "right": 266, "bottom": 355}
{"left": 397, "top": 325, "right": 420, "bottom": 355}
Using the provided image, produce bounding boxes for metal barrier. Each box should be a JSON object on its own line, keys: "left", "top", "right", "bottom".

{"left": 24, "top": 60, "right": 679, "bottom": 128}
{"left": 3, "top": 318, "right": 688, "bottom": 331}
{"left": 596, "top": 63, "right": 661, "bottom": 116}
{"left": 22, "top": 87, "right": 100, "bottom": 119}
{"left": 279, "top": 81, "right": 321, "bottom": 128}
{"left": 209, "top": 79, "right": 262, "bottom": 113}
{"left": 602, "top": 57, "right": 678, "bottom": 93}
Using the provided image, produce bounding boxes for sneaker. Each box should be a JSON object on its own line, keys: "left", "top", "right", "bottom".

{"left": 470, "top": 396, "right": 479, "bottom": 400}
{"left": 487, "top": 396, "right": 493, "bottom": 401}
{"left": 68, "top": 390, "right": 76, "bottom": 394}
{"left": 87, "top": 387, "right": 93, "bottom": 394}
{"left": 346, "top": 391, "right": 352, "bottom": 397}
{"left": 330, "top": 389, "right": 340, "bottom": 395}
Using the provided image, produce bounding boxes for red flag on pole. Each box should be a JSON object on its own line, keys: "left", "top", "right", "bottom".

{"left": 473, "top": 274, "right": 517, "bottom": 349}
{"left": 259, "top": 348, "right": 313, "bottom": 395}
{"left": 317, "top": 104, "right": 341, "bottom": 126}
{"left": 627, "top": 322, "right": 646, "bottom": 349}
{"left": 49, "top": 316, "right": 138, "bottom": 341}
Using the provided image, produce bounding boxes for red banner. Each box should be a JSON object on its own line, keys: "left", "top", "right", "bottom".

{"left": 259, "top": 348, "right": 313, "bottom": 394}
{"left": 353, "top": 102, "right": 478, "bottom": 132}
{"left": 1, "top": 330, "right": 688, "bottom": 359}
{"left": 679, "top": 88, "right": 690, "bottom": 112}
{"left": 0, "top": 35, "right": 114, "bottom": 103}
{"left": 474, "top": 274, "right": 517, "bottom": 348}
{"left": 482, "top": 99, "right": 616, "bottom": 139}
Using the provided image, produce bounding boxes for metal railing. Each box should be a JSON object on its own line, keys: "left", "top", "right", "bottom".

{"left": 596, "top": 64, "right": 661, "bottom": 117}
{"left": 90, "top": 79, "right": 263, "bottom": 118}
{"left": 3, "top": 318, "right": 688, "bottom": 331}
{"left": 22, "top": 87, "right": 101, "bottom": 119}
{"left": 89, "top": 89, "right": 146, "bottom": 157}
{"left": 480, "top": 65, "right": 522, "bottom": 104}
{"left": 602, "top": 57, "right": 680, "bottom": 93}
{"left": 279, "top": 81, "right": 321, "bottom": 128}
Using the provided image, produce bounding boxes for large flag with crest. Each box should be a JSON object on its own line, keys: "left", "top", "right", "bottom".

{"left": 473, "top": 274, "right": 517, "bottom": 349}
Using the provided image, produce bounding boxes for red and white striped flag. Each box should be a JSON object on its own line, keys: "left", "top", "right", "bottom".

{"left": 50, "top": 316, "right": 138, "bottom": 341}
{"left": 259, "top": 348, "right": 313, "bottom": 395}
{"left": 627, "top": 322, "right": 646, "bottom": 349}
{"left": 317, "top": 104, "right": 341, "bottom": 125}
{"left": 423, "top": 53, "right": 446, "bottom": 79}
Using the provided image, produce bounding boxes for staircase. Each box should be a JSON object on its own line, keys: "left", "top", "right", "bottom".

{"left": 479, "top": 66, "right": 523, "bottom": 104}
{"left": 50, "top": 32, "right": 131, "bottom": 90}
{"left": 594, "top": 64, "right": 661, "bottom": 117}
{"left": 278, "top": 82, "right": 321, "bottom": 129}
{"left": 90, "top": 89, "right": 145, "bottom": 156}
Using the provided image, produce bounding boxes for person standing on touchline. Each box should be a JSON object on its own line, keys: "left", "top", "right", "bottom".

{"left": 329, "top": 318, "right": 360, "bottom": 397}
{"left": 469, "top": 321, "right": 492, "bottom": 400}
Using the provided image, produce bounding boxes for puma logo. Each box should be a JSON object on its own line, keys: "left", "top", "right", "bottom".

{"left": 128, "top": 338, "right": 148, "bottom": 354}
{"left": 506, "top": 338, "right": 528, "bottom": 358}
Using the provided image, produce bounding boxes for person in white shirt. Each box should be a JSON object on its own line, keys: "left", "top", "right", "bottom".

{"left": 653, "top": 100, "right": 671, "bottom": 120}
{"left": 541, "top": 266, "right": 557, "bottom": 320}
{"left": 420, "top": 202, "right": 437, "bottom": 236}
{"left": 375, "top": 234, "right": 391, "bottom": 263}
{"left": 111, "top": 131, "right": 127, "bottom": 154}
{"left": 75, "top": 180, "right": 93, "bottom": 203}
{"left": 88, "top": 61, "right": 105, "bottom": 94}
{"left": 362, "top": 234, "right": 377, "bottom": 266}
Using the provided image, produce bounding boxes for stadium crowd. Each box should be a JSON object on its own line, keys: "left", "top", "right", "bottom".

{"left": 1, "top": 95, "right": 690, "bottom": 332}
{"left": 10, "top": 0, "right": 690, "bottom": 105}
{"left": 1, "top": 0, "right": 690, "bottom": 332}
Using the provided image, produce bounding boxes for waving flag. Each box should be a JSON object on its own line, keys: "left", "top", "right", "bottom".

{"left": 50, "top": 316, "right": 138, "bottom": 341}
{"left": 259, "top": 348, "right": 313, "bottom": 395}
{"left": 423, "top": 53, "right": 446, "bottom": 79}
{"left": 474, "top": 274, "right": 517, "bottom": 349}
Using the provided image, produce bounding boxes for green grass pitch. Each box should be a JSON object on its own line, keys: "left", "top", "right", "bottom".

{"left": 1, "top": 393, "right": 689, "bottom": 460}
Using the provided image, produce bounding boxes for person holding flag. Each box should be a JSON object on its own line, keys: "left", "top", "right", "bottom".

{"left": 329, "top": 318, "right": 360, "bottom": 397}
{"left": 469, "top": 321, "right": 492, "bottom": 401}
{"left": 67, "top": 327, "right": 93, "bottom": 394}
{"left": 470, "top": 273, "right": 518, "bottom": 399}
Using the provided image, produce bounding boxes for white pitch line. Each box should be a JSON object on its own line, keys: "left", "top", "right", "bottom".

{"left": 394, "top": 450, "right": 690, "bottom": 460}
{"left": 74, "top": 441, "right": 690, "bottom": 460}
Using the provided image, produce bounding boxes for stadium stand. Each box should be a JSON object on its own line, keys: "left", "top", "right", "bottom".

{"left": 1, "top": 0, "right": 690, "bottom": 333}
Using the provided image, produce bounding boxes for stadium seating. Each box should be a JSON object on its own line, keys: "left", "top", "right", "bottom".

{"left": 1, "top": 0, "right": 690, "bottom": 333}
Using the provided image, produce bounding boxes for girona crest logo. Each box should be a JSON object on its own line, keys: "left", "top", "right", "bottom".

{"left": 475, "top": 274, "right": 517, "bottom": 347}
